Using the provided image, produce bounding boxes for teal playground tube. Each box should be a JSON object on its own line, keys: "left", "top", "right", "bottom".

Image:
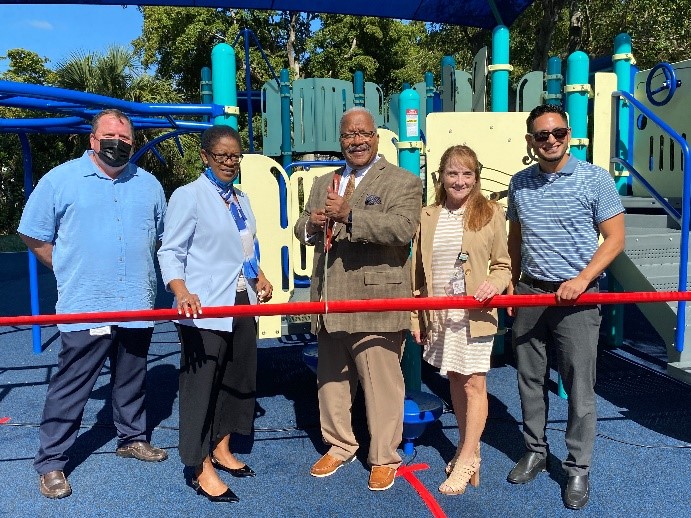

{"left": 211, "top": 43, "right": 238, "bottom": 129}
{"left": 565, "top": 51, "right": 590, "bottom": 160}
{"left": 545, "top": 57, "right": 563, "bottom": 106}
{"left": 280, "top": 69, "right": 292, "bottom": 170}
{"left": 491, "top": 25, "right": 510, "bottom": 112}
{"left": 353, "top": 71, "right": 365, "bottom": 107}
{"left": 613, "top": 33, "right": 634, "bottom": 192}
{"left": 425, "top": 71, "right": 435, "bottom": 116}
{"left": 398, "top": 85, "right": 422, "bottom": 391}
{"left": 441, "top": 55, "right": 456, "bottom": 112}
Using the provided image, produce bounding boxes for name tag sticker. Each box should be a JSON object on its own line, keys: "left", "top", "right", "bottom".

{"left": 89, "top": 326, "right": 111, "bottom": 336}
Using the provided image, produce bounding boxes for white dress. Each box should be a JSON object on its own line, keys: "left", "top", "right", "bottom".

{"left": 422, "top": 207, "right": 494, "bottom": 375}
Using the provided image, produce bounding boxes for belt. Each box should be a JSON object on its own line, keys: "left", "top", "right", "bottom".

{"left": 519, "top": 274, "right": 565, "bottom": 293}
{"left": 520, "top": 274, "right": 597, "bottom": 293}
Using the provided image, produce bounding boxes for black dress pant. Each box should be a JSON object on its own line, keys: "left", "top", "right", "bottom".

{"left": 177, "top": 291, "right": 257, "bottom": 467}
{"left": 34, "top": 326, "right": 153, "bottom": 475}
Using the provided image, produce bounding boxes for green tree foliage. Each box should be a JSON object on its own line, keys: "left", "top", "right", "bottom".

{"left": 0, "top": 48, "right": 57, "bottom": 85}
{"left": 134, "top": 8, "right": 318, "bottom": 154}
{"left": 135, "top": 7, "right": 229, "bottom": 98}
{"left": 510, "top": 0, "right": 691, "bottom": 81}
{"left": 303, "top": 16, "right": 427, "bottom": 96}
{"left": 0, "top": 50, "right": 63, "bottom": 235}
{"left": 134, "top": 8, "right": 316, "bottom": 98}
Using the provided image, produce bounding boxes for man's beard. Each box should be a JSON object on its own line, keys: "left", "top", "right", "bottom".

{"left": 536, "top": 146, "right": 567, "bottom": 163}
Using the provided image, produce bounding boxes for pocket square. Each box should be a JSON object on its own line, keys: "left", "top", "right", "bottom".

{"left": 365, "top": 194, "right": 382, "bottom": 205}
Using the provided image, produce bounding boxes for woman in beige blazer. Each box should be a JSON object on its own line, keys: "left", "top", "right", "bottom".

{"left": 411, "top": 145, "right": 511, "bottom": 496}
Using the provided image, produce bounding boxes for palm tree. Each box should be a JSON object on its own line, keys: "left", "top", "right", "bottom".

{"left": 55, "top": 46, "right": 198, "bottom": 192}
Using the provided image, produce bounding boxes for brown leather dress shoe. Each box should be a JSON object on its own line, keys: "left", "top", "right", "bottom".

{"left": 368, "top": 466, "right": 397, "bottom": 491}
{"left": 116, "top": 441, "right": 168, "bottom": 462}
{"left": 39, "top": 470, "right": 72, "bottom": 499}
{"left": 310, "top": 453, "right": 354, "bottom": 477}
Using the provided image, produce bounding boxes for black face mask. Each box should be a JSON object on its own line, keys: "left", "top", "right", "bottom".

{"left": 97, "top": 138, "right": 132, "bottom": 168}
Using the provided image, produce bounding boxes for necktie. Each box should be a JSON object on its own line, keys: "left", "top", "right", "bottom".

{"left": 324, "top": 171, "right": 356, "bottom": 252}
{"left": 343, "top": 171, "right": 356, "bottom": 202}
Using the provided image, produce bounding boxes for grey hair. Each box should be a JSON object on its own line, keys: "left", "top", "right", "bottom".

{"left": 340, "top": 107, "right": 376, "bottom": 131}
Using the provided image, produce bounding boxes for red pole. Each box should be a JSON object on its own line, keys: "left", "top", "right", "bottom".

{"left": 0, "top": 291, "right": 689, "bottom": 327}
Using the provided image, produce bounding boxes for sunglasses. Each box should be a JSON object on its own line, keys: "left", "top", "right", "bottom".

{"left": 531, "top": 127, "right": 569, "bottom": 142}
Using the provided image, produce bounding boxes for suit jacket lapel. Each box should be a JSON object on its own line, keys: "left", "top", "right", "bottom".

{"left": 352, "top": 156, "right": 386, "bottom": 207}
{"left": 334, "top": 157, "right": 386, "bottom": 238}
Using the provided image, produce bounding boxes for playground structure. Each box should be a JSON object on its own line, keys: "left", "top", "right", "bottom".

{"left": 1, "top": 22, "right": 691, "bottom": 388}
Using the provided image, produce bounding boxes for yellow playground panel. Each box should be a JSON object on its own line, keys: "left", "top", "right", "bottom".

{"left": 237, "top": 154, "right": 292, "bottom": 339}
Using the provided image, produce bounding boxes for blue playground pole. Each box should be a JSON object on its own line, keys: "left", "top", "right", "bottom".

{"left": 613, "top": 33, "right": 633, "bottom": 193}
{"left": 565, "top": 51, "right": 590, "bottom": 160}
{"left": 200, "top": 66, "right": 212, "bottom": 122}
{"left": 545, "top": 57, "right": 563, "bottom": 106}
{"left": 398, "top": 86, "right": 421, "bottom": 392}
{"left": 211, "top": 43, "right": 238, "bottom": 129}
{"left": 440, "top": 55, "right": 456, "bottom": 112}
{"left": 491, "top": 25, "right": 510, "bottom": 112}
{"left": 353, "top": 70, "right": 365, "bottom": 107}
{"left": 279, "top": 68, "right": 292, "bottom": 171}
{"left": 19, "top": 133, "right": 42, "bottom": 354}
{"left": 424, "top": 71, "right": 435, "bottom": 115}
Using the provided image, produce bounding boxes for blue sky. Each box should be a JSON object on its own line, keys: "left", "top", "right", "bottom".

{"left": 0, "top": 5, "right": 143, "bottom": 73}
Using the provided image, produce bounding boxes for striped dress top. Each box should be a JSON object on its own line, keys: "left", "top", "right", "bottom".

{"left": 423, "top": 206, "right": 494, "bottom": 375}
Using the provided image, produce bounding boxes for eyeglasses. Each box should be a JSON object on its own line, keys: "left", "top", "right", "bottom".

{"left": 339, "top": 130, "right": 376, "bottom": 141}
{"left": 206, "top": 151, "right": 243, "bottom": 164}
{"left": 530, "top": 127, "right": 569, "bottom": 142}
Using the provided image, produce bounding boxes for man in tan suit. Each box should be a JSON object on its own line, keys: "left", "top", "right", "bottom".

{"left": 294, "top": 107, "right": 422, "bottom": 491}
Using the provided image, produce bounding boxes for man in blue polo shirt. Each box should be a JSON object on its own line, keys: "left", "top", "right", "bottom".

{"left": 18, "top": 109, "right": 168, "bottom": 499}
{"left": 505, "top": 104, "right": 625, "bottom": 510}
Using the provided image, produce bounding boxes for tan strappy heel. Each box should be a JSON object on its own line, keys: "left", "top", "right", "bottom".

{"left": 439, "top": 458, "right": 480, "bottom": 495}
{"left": 445, "top": 443, "right": 481, "bottom": 476}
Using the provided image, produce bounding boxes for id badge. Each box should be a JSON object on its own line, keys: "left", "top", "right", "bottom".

{"left": 444, "top": 269, "right": 465, "bottom": 296}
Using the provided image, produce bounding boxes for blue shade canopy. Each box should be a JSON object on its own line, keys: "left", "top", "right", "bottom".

{"left": 1, "top": 0, "right": 535, "bottom": 28}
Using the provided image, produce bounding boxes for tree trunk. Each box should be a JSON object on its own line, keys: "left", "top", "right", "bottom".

{"left": 567, "top": 0, "right": 585, "bottom": 54}
{"left": 287, "top": 12, "right": 301, "bottom": 78}
{"left": 532, "top": 0, "right": 568, "bottom": 71}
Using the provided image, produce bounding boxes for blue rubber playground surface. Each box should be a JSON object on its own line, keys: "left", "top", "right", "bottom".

{"left": 0, "top": 253, "right": 689, "bottom": 517}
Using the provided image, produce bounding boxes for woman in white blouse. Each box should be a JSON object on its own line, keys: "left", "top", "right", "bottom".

{"left": 158, "top": 125, "right": 272, "bottom": 503}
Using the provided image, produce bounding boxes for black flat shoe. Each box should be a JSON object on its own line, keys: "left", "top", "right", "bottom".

{"left": 564, "top": 474, "right": 589, "bottom": 510}
{"left": 507, "top": 451, "right": 548, "bottom": 484}
{"left": 211, "top": 456, "right": 257, "bottom": 478}
{"left": 191, "top": 478, "right": 239, "bottom": 503}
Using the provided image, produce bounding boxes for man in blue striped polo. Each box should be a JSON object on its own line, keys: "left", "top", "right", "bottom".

{"left": 505, "top": 104, "right": 625, "bottom": 510}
